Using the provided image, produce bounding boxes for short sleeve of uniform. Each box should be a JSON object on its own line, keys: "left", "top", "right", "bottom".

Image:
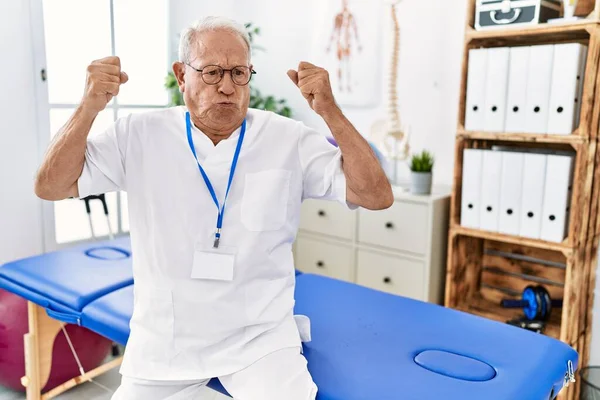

{"left": 77, "top": 114, "right": 131, "bottom": 199}
{"left": 297, "top": 122, "right": 358, "bottom": 209}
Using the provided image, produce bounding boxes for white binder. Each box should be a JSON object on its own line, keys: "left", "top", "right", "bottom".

{"left": 547, "top": 43, "right": 588, "bottom": 135}
{"left": 465, "top": 48, "right": 488, "bottom": 131}
{"left": 575, "top": 47, "right": 588, "bottom": 128}
{"left": 505, "top": 46, "right": 530, "bottom": 133}
{"left": 540, "top": 154, "right": 574, "bottom": 242}
{"left": 483, "top": 47, "right": 510, "bottom": 132}
{"left": 519, "top": 153, "right": 547, "bottom": 239}
{"left": 479, "top": 150, "right": 502, "bottom": 231}
{"left": 524, "top": 45, "right": 555, "bottom": 134}
{"left": 498, "top": 151, "right": 524, "bottom": 236}
{"left": 461, "top": 149, "right": 484, "bottom": 229}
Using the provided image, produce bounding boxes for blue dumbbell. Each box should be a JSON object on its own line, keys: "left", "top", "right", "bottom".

{"left": 501, "top": 285, "right": 562, "bottom": 321}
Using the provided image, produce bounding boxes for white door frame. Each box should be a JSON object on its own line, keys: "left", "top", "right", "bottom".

{"left": 28, "top": 0, "right": 171, "bottom": 252}
{"left": 28, "top": 0, "right": 58, "bottom": 253}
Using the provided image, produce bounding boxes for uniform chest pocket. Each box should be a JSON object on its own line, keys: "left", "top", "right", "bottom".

{"left": 241, "top": 169, "right": 291, "bottom": 231}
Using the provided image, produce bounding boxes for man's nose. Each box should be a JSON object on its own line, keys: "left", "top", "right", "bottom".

{"left": 218, "top": 72, "right": 235, "bottom": 95}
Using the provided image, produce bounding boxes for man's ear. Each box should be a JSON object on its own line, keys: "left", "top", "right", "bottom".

{"left": 172, "top": 62, "right": 185, "bottom": 92}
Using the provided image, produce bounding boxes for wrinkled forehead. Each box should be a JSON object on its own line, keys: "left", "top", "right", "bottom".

{"left": 189, "top": 29, "right": 250, "bottom": 67}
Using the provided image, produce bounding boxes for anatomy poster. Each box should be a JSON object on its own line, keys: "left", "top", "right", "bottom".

{"left": 313, "top": 0, "right": 383, "bottom": 108}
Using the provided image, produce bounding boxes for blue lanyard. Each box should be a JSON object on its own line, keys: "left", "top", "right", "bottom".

{"left": 185, "top": 111, "right": 246, "bottom": 248}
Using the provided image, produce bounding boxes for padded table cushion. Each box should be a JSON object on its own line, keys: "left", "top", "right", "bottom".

{"left": 79, "top": 273, "right": 578, "bottom": 400}
{"left": 0, "top": 236, "right": 132, "bottom": 320}
{"left": 81, "top": 285, "right": 134, "bottom": 346}
{"left": 293, "top": 274, "right": 577, "bottom": 400}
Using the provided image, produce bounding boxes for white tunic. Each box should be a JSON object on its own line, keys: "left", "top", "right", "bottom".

{"left": 77, "top": 106, "right": 355, "bottom": 381}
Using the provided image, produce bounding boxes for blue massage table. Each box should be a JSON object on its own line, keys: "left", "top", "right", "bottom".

{"left": 0, "top": 236, "right": 578, "bottom": 399}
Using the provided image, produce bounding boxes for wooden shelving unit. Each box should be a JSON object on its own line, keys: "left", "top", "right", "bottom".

{"left": 466, "top": 20, "right": 596, "bottom": 44}
{"left": 456, "top": 128, "right": 588, "bottom": 145}
{"left": 444, "top": 1, "right": 600, "bottom": 399}
{"left": 452, "top": 225, "right": 572, "bottom": 253}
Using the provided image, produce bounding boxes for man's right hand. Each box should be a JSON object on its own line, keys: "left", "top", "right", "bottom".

{"left": 80, "top": 56, "right": 128, "bottom": 114}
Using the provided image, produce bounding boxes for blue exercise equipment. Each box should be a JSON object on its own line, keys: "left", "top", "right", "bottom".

{"left": 501, "top": 285, "right": 563, "bottom": 321}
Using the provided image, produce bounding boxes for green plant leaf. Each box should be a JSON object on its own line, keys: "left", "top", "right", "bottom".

{"left": 410, "top": 150, "right": 434, "bottom": 172}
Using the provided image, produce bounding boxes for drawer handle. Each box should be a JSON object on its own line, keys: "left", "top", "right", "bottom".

{"left": 316, "top": 261, "right": 325, "bottom": 268}
{"left": 385, "top": 222, "right": 394, "bottom": 229}
{"left": 318, "top": 210, "right": 326, "bottom": 217}
{"left": 383, "top": 276, "right": 392, "bottom": 284}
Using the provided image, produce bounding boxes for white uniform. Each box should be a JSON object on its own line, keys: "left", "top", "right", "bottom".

{"left": 77, "top": 106, "right": 354, "bottom": 397}
{"left": 111, "top": 346, "right": 317, "bottom": 399}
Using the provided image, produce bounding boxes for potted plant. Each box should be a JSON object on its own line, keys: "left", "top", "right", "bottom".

{"left": 409, "top": 150, "right": 434, "bottom": 195}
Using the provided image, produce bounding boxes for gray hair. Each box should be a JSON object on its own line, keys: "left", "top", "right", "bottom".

{"left": 178, "top": 16, "right": 251, "bottom": 64}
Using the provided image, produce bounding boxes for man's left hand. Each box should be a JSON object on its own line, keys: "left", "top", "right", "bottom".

{"left": 288, "top": 62, "right": 338, "bottom": 116}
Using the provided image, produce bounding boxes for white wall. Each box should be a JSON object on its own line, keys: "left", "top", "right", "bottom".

{"left": 0, "top": 1, "right": 44, "bottom": 264}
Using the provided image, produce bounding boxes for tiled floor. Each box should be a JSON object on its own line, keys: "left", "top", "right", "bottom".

{"left": 0, "top": 363, "right": 227, "bottom": 400}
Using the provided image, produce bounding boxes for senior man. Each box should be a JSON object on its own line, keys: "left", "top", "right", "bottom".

{"left": 34, "top": 16, "right": 393, "bottom": 400}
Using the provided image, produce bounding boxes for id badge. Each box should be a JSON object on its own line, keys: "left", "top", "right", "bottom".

{"left": 191, "top": 242, "right": 236, "bottom": 281}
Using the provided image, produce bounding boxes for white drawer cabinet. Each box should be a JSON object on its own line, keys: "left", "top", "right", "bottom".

{"left": 299, "top": 199, "right": 356, "bottom": 240}
{"left": 356, "top": 249, "right": 424, "bottom": 300}
{"left": 295, "top": 236, "right": 354, "bottom": 282}
{"left": 294, "top": 186, "right": 450, "bottom": 304}
{"left": 358, "top": 201, "right": 429, "bottom": 255}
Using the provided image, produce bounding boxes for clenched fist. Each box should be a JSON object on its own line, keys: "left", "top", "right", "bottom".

{"left": 287, "top": 62, "right": 337, "bottom": 116}
{"left": 81, "top": 56, "right": 128, "bottom": 114}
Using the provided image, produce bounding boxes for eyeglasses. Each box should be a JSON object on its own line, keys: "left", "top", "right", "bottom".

{"left": 185, "top": 63, "right": 256, "bottom": 86}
